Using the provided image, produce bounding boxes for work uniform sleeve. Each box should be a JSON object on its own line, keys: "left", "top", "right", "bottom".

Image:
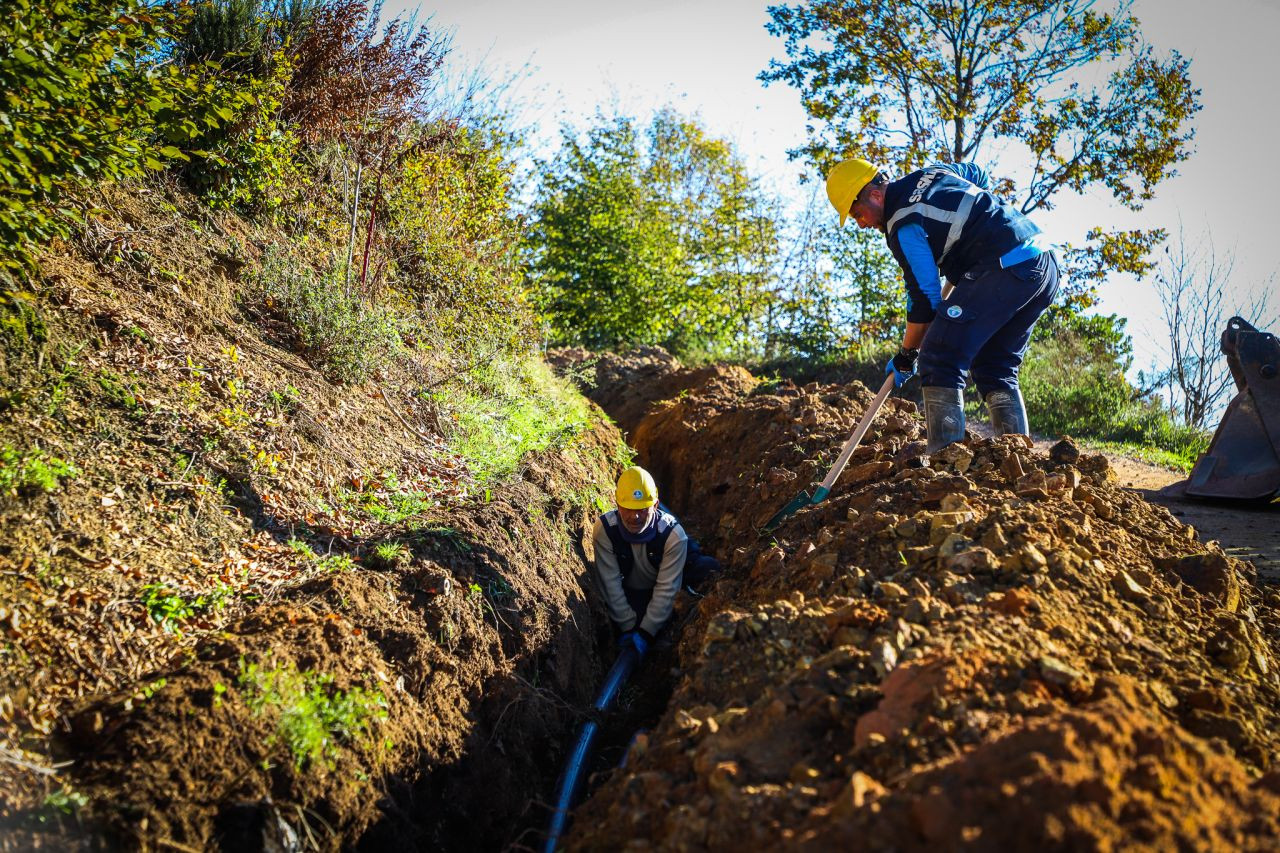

{"left": 592, "top": 518, "right": 637, "bottom": 632}
{"left": 639, "top": 525, "right": 687, "bottom": 637}
{"left": 888, "top": 223, "right": 940, "bottom": 323}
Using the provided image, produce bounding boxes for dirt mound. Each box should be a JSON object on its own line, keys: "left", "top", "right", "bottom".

{"left": 567, "top": 350, "right": 1280, "bottom": 850}
{"left": 550, "top": 346, "right": 757, "bottom": 437}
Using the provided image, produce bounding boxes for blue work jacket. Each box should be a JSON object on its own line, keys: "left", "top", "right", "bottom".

{"left": 884, "top": 164, "right": 1042, "bottom": 323}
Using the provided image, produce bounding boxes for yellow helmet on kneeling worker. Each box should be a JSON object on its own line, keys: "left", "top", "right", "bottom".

{"left": 616, "top": 466, "right": 658, "bottom": 510}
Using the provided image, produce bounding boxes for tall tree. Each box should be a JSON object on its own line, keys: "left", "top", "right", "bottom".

{"left": 761, "top": 0, "right": 1200, "bottom": 290}
{"left": 527, "top": 108, "right": 780, "bottom": 356}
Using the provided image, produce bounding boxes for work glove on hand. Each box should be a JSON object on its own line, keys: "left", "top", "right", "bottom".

{"left": 620, "top": 628, "right": 653, "bottom": 659}
{"left": 885, "top": 347, "right": 919, "bottom": 388}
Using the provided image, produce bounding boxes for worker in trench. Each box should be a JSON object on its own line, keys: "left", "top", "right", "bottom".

{"left": 592, "top": 466, "right": 719, "bottom": 659}
{"left": 825, "top": 159, "right": 1060, "bottom": 453}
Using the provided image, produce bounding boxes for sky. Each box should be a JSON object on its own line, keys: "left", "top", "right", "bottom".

{"left": 392, "top": 0, "right": 1280, "bottom": 379}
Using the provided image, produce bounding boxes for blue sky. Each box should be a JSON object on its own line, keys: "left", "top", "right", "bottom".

{"left": 397, "top": 0, "right": 1280, "bottom": 377}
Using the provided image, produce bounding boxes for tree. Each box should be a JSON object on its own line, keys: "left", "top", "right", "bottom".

{"left": 527, "top": 108, "right": 781, "bottom": 357}
{"left": 761, "top": 0, "right": 1200, "bottom": 289}
{"left": 1152, "top": 226, "right": 1271, "bottom": 428}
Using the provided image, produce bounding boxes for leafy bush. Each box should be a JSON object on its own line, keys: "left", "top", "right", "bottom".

{"left": 1021, "top": 325, "right": 1209, "bottom": 467}
{"left": 0, "top": 446, "right": 76, "bottom": 495}
{"left": 239, "top": 658, "right": 387, "bottom": 769}
{"left": 256, "top": 249, "right": 403, "bottom": 382}
{"left": 382, "top": 123, "right": 530, "bottom": 357}
{"left": 0, "top": 0, "right": 243, "bottom": 267}
{"left": 184, "top": 50, "right": 301, "bottom": 212}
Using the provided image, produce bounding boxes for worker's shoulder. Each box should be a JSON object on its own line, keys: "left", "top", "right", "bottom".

{"left": 657, "top": 510, "right": 688, "bottom": 540}
{"left": 592, "top": 511, "right": 616, "bottom": 535}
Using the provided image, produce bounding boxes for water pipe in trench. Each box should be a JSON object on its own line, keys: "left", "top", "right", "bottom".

{"left": 543, "top": 645, "right": 640, "bottom": 852}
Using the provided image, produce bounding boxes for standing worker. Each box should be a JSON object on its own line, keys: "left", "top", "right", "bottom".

{"left": 825, "top": 159, "right": 1059, "bottom": 452}
{"left": 592, "top": 466, "right": 718, "bottom": 659}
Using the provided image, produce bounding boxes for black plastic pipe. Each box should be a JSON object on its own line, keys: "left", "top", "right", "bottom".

{"left": 543, "top": 646, "right": 640, "bottom": 852}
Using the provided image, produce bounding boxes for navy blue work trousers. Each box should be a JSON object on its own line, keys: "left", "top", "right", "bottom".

{"left": 917, "top": 250, "right": 1060, "bottom": 395}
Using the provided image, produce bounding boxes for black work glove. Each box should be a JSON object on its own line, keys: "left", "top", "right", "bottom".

{"left": 886, "top": 347, "right": 919, "bottom": 387}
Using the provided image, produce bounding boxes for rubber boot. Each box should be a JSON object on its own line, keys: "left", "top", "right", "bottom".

{"left": 922, "top": 386, "right": 966, "bottom": 454}
{"left": 985, "top": 388, "right": 1029, "bottom": 438}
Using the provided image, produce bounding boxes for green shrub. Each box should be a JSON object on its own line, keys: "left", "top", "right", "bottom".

{"left": 0, "top": 446, "right": 76, "bottom": 496}
{"left": 445, "top": 356, "right": 592, "bottom": 484}
{"left": 184, "top": 50, "right": 301, "bottom": 212}
{"left": 238, "top": 658, "right": 387, "bottom": 769}
{"left": 1021, "top": 326, "right": 1209, "bottom": 468}
{"left": 256, "top": 249, "right": 403, "bottom": 382}
{"left": 383, "top": 124, "right": 530, "bottom": 358}
{"left": 0, "top": 0, "right": 245, "bottom": 267}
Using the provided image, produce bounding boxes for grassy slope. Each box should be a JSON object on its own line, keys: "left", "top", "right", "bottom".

{"left": 0, "top": 178, "right": 623, "bottom": 848}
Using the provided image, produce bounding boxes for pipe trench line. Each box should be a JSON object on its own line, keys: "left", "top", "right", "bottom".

{"left": 543, "top": 645, "right": 640, "bottom": 853}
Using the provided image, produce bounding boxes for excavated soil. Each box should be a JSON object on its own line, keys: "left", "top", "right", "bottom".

{"left": 555, "top": 347, "right": 1280, "bottom": 851}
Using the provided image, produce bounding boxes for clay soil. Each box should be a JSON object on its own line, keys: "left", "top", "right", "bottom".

{"left": 0, "top": 182, "right": 625, "bottom": 850}
{"left": 556, "top": 347, "right": 1280, "bottom": 851}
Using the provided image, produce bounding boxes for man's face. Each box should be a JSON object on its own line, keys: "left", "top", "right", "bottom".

{"left": 617, "top": 504, "right": 654, "bottom": 534}
{"left": 849, "top": 183, "right": 886, "bottom": 232}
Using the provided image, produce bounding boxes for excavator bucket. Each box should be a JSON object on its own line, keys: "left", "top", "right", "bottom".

{"left": 1185, "top": 317, "right": 1280, "bottom": 501}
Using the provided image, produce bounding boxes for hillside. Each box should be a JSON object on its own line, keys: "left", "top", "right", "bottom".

{"left": 0, "top": 180, "right": 628, "bottom": 849}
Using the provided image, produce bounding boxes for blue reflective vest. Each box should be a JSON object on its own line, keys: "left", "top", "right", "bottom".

{"left": 884, "top": 166, "right": 1041, "bottom": 322}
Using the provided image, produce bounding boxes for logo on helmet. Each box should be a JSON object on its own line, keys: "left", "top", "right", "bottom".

{"left": 633, "top": 489, "right": 644, "bottom": 499}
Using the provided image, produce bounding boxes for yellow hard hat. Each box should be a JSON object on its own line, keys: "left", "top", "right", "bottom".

{"left": 616, "top": 466, "right": 658, "bottom": 510}
{"left": 826, "top": 158, "right": 879, "bottom": 226}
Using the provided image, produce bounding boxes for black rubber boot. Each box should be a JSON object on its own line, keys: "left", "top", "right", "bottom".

{"left": 922, "top": 386, "right": 966, "bottom": 453}
{"left": 985, "top": 388, "right": 1029, "bottom": 437}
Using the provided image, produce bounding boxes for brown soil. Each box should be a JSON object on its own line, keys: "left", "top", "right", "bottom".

{"left": 555, "top": 347, "right": 1280, "bottom": 851}
{"left": 0, "top": 181, "right": 624, "bottom": 850}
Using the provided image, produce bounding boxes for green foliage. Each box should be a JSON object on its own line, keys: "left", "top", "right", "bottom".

{"left": 96, "top": 369, "right": 143, "bottom": 414}
{"left": 0, "top": 0, "right": 244, "bottom": 267}
{"left": 0, "top": 446, "right": 76, "bottom": 496}
{"left": 382, "top": 123, "right": 529, "bottom": 357}
{"left": 239, "top": 658, "right": 388, "bottom": 769}
{"left": 40, "top": 787, "right": 89, "bottom": 822}
{"left": 446, "top": 356, "right": 592, "bottom": 484}
{"left": 1020, "top": 322, "right": 1208, "bottom": 467}
{"left": 370, "top": 541, "right": 409, "bottom": 568}
{"left": 528, "top": 108, "right": 781, "bottom": 357}
{"left": 184, "top": 49, "right": 301, "bottom": 212}
{"left": 256, "top": 248, "right": 403, "bottom": 382}
{"left": 140, "top": 581, "right": 233, "bottom": 632}
{"left": 762, "top": 0, "right": 1200, "bottom": 280}
{"left": 316, "top": 553, "right": 355, "bottom": 573}
{"left": 771, "top": 210, "right": 903, "bottom": 358}
{"left": 1, "top": 290, "right": 47, "bottom": 350}
{"left": 333, "top": 471, "right": 434, "bottom": 526}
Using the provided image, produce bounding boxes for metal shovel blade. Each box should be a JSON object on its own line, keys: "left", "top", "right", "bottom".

{"left": 761, "top": 489, "right": 813, "bottom": 535}
{"left": 758, "top": 375, "right": 896, "bottom": 535}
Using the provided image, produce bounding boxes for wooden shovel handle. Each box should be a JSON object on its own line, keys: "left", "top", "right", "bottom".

{"left": 818, "top": 373, "right": 896, "bottom": 493}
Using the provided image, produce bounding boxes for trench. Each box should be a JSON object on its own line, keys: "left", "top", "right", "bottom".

{"left": 543, "top": 348, "right": 1280, "bottom": 850}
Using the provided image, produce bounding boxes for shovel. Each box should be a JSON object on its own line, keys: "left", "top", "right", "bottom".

{"left": 761, "top": 373, "right": 897, "bottom": 534}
